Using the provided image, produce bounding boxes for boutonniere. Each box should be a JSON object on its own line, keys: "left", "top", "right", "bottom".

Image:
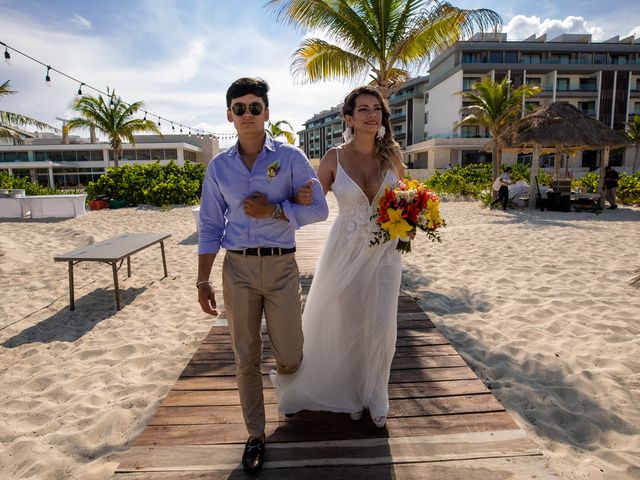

{"left": 266, "top": 160, "right": 281, "bottom": 182}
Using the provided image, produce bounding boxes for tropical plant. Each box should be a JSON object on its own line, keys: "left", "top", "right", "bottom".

{"left": 266, "top": 120, "right": 296, "bottom": 144}
{"left": 0, "top": 80, "right": 58, "bottom": 142}
{"left": 266, "top": 0, "right": 502, "bottom": 99}
{"left": 625, "top": 114, "right": 640, "bottom": 174}
{"left": 85, "top": 161, "right": 205, "bottom": 207}
{"left": 457, "top": 77, "right": 541, "bottom": 183}
{"left": 67, "top": 88, "right": 161, "bottom": 168}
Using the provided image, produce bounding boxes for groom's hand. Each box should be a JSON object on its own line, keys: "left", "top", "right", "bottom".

{"left": 243, "top": 192, "right": 274, "bottom": 218}
{"left": 295, "top": 179, "right": 314, "bottom": 205}
{"left": 198, "top": 283, "right": 218, "bottom": 316}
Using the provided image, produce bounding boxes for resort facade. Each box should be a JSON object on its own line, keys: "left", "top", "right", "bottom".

{"left": 0, "top": 132, "right": 219, "bottom": 188}
{"left": 300, "top": 32, "right": 640, "bottom": 177}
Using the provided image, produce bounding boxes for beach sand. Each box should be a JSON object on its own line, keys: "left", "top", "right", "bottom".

{"left": 0, "top": 197, "right": 639, "bottom": 479}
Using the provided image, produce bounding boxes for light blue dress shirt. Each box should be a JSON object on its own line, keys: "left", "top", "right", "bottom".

{"left": 198, "top": 135, "right": 329, "bottom": 254}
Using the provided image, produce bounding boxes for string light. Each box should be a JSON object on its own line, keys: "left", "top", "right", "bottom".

{"left": 0, "top": 40, "right": 233, "bottom": 141}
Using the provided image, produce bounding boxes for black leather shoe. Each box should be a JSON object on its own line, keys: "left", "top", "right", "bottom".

{"left": 242, "top": 436, "right": 265, "bottom": 474}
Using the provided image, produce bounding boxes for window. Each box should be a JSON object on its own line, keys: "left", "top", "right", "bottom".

{"left": 165, "top": 149, "right": 177, "bottom": 160}
{"left": 521, "top": 53, "right": 542, "bottom": 64}
{"left": 151, "top": 149, "right": 164, "bottom": 161}
{"left": 579, "top": 78, "right": 597, "bottom": 91}
{"left": 578, "top": 101, "right": 596, "bottom": 116}
{"left": 1, "top": 151, "right": 28, "bottom": 162}
{"left": 526, "top": 77, "right": 541, "bottom": 86}
{"left": 609, "top": 148, "right": 624, "bottom": 167}
{"left": 505, "top": 51, "right": 518, "bottom": 63}
{"left": 63, "top": 151, "right": 76, "bottom": 162}
{"left": 76, "top": 151, "right": 92, "bottom": 162}
{"left": 579, "top": 53, "right": 592, "bottom": 64}
{"left": 462, "top": 52, "right": 485, "bottom": 63}
{"left": 460, "top": 125, "right": 481, "bottom": 138}
{"left": 184, "top": 151, "right": 196, "bottom": 162}
{"left": 35, "top": 152, "right": 48, "bottom": 162}
{"left": 461, "top": 150, "right": 491, "bottom": 166}
{"left": 137, "top": 150, "right": 151, "bottom": 161}
{"left": 463, "top": 77, "right": 481, "bottom": 91}
{"left": 121, "top": 150, "right": 136, "bottom": 161}
{"left": 556, "top": 78, "right": 570, "bottom": 91}
{"left": 489, "top": 51, "right": 503, "bottom": 63}
{"left": 594, "top": 53, "right": 607, "bottom": 64}
{"left": 550, "top": 54, "right": 571, "bottom": 64}
{"left": 611, "top": 55, "right": 627, "bottom": 65}
{"left": 48, "top": 151, "right": 63, "bottom": 162}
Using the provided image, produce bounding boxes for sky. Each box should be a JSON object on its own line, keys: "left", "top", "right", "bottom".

{"left": 1, "top": 0, "right": 639, "bottom": 147}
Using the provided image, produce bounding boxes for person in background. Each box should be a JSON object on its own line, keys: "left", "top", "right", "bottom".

{"left": 604, "top": 165, "right": 619, "bottom": 210}
{"left": 491, "top": 166, "right": 512, "bottom": 210}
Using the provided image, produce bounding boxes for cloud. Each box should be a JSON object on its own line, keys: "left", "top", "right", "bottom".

{"left": 70, "top": 14, "right": 91, "bottom": 30}
{"left": 504, "top": 15, "right": 605, "bottom": 41}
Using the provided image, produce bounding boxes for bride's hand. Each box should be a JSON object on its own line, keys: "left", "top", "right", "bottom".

{"left": 295, "top": 179, "right": 314, "bottom": 205}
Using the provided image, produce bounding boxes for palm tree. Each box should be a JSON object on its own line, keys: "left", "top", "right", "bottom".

{"left": 67, "top": 88, "right": 161, "bottom": 168}
{"left": 266, "top": 120, "right": 296, "bottom": 144}
{"left": 625, "top": 114, "right": 640, "bottom": 174}
{"left": 1, "top": 80, "right": 58, "bottom": 142}
{"left": 266, "top": 0, "right": 502, "bottom": 99}
{"left": 457, "top": 77, "right": 541, "bottom": 182}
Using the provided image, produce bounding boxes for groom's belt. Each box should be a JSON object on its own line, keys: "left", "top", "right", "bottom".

{"left": 228, "top": 247, "right": 296, "bottom": 257}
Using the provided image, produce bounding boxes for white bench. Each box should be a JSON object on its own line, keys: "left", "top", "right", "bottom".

{"left": 0, "top": 194, "right": 87, "bottom": 219}
{"left": 0, "top": 197, "right": 26, "bottom": 218}
{"left": 24, "top": 194, "right": 87, "bottom": 219}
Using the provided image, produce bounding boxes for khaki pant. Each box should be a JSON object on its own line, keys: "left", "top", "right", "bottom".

{"left": 222, "top": 251, "right": 303, "bottom": 438}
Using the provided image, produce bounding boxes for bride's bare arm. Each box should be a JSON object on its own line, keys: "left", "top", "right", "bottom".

{"left": 317, "top": 149, "right": 337, "bottom": 194}
{"left": 392, "top": 148, "right": 405, "bottom": 179}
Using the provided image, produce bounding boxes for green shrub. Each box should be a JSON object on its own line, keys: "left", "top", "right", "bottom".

{"left": 572, "top": 172, "right": 600, "bottom": 193}
{"left": 617, "top": 173, "right": 640, "bottom": 205}
{"left": 423, "top": 163, "right": 552, "bottom": 199}
{"left": 0, "top": 171, "right": 73, "bottom": 196}
{"left": 84, "top": 160, "right": 205, "bottom": 207}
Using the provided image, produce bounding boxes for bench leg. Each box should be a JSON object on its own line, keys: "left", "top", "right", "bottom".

{"left": 127, "top": 256, "right": 131, "bottom": 278}
{"left": 160, "top": 241, "right": 168, "bottom": 277}
{"left": 112, "top": 261, "right": 122, "bottom": 310}
{"left": 68, "top": 262, "right": 75, "bottom": 310}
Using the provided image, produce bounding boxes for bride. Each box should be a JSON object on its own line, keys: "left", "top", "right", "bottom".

{"left": 271, "top": 85, "right": 404, "bottom": 428}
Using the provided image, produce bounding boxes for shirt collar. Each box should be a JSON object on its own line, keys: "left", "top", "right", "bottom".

{"left": 226, "top": 135, "right": 277, "bottom": 157}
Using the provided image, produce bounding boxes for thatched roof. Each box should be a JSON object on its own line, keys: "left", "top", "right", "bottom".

{"left": 494, "top": 102, "right": 629, "bottom": 152}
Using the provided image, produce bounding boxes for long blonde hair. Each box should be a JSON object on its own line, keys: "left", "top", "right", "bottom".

{"left": 342, "top": 86, "right": 400, "bottom": 174}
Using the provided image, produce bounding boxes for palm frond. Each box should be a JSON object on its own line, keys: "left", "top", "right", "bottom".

{"left": 292, "top": 38, "right": 370, "bottom": 82}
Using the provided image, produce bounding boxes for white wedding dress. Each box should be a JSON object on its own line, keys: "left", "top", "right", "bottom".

{"left": 271, "top": 153, "right": 402, "bottom": 419}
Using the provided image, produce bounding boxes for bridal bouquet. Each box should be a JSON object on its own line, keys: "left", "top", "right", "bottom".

{"left": 371, "top": 178, "right": 444, "bottom": 253}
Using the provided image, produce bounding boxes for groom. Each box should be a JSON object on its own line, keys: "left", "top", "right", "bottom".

{"left": 196, "top": 77, "right": 328, "bottom": 474}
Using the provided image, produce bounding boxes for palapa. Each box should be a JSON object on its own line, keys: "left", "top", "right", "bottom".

{"left": 493, "top": 102, "right": 629, "bottom": 209}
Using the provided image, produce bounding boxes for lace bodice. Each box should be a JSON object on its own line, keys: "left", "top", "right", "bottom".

{"left": 332, "top": 157, "right": 397, "bottom": 247}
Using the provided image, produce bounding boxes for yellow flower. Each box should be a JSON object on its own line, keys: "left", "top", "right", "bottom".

{"left": 426, "top": 199, "right": 441, "bottom": 228}
{"left": 381, "top": 208, "right": 413, "bottom": 240}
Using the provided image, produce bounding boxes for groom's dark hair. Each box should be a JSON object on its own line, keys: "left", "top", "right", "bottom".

{"left": 226, "top": 77, "right": 270, "bottom": 108}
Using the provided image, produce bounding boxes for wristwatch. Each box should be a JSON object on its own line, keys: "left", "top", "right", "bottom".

{"left": 272, "top": 203, "right": 283, "bottom": 220}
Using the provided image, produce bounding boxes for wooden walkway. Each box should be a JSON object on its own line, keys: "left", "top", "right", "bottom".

{"left": 113, "top": 204, "right": 558, "bottom": 479}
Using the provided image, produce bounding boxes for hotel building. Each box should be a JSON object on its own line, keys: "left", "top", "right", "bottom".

{"left": 406, "top": 32, "right": 640, "bottom": 174}
{"left": 0, "top": 132, "right": 219, "bottom": 188}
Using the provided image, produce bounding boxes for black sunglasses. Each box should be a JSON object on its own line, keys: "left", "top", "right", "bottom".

{"left": 230, "top": 102, "right": 265, "bottom": 116}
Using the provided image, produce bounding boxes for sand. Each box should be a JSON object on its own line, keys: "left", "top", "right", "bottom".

{"left": 0, "top": 197, "right": 639, "bottom": 479}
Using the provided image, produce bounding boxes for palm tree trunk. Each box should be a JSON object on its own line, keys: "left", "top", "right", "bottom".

{"left": 633, "top": 143, "right": 639, "bottom": 174}
{"left": 112, "top": 148, "right": 119, "bottom": 169}
{"left": 492, "top": 140, "right": 500, "bottom": 199}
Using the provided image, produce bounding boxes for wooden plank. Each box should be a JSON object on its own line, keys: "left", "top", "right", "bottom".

{"left": 160, "top": 380, "right": 489, "bottom": 407}
{"left": 114, "top": 455, "right": 560, "bottom": 479}
{"left": 173, "top": 366, "right": 478, "bottom": 390}
{"left": 117, "top": 430, "right": 541, "bottom": 472}
{"left": 132, "top": 411, "right": 520, "bottom": 446}
{"left": 149, "top": 394, "right": 504, "bottom": 426}
{"left": 180, "top": 355, "right": 465, "bottom": 376}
